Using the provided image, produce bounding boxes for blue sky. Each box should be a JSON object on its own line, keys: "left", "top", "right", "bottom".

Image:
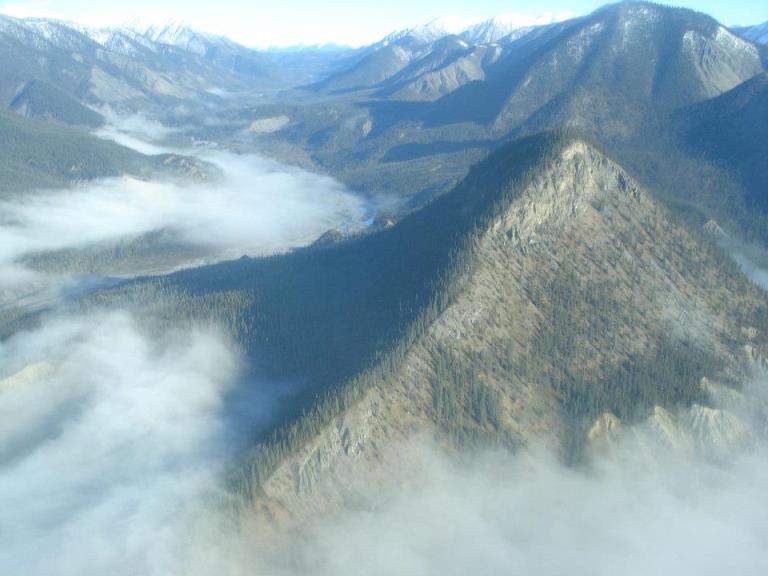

{"left": 0, "top": 0, "right": 765, "bottom": 47}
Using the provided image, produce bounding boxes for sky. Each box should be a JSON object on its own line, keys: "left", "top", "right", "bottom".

{"left": 0, "top": 0, "right": 765, "bottom": 49}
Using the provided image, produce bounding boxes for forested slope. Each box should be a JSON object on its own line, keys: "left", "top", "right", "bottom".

{"left": 82, "top": 133, "right": 768, "bottom": 520}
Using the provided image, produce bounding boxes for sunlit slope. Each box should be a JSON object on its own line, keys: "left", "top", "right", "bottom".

{"left": 243, "top": 135, "right": 768, "bottom": 519}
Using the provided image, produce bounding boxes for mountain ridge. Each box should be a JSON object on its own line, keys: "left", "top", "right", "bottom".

{"left": 264, "top": 1, "right": 766, "bottom": 226}
{"left": 80, "top": 132, "right": 768, "bottom": 522}
{"left": 236, "top": 133, "right": 768, "bottom": 521}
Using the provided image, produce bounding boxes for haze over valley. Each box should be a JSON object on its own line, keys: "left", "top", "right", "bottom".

{"left": 1, "top": 1, "right": 767, "bottom": 574}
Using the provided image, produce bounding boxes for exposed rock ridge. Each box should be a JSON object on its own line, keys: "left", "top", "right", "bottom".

{"left": 250, "top": 140, "right": 768, "bottom": 524}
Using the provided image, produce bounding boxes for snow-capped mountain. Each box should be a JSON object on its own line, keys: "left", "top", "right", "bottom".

{"left": 462, "top": 19, "right": 535, "bottom": 45}
{"left": 73, "top": 19, "right": 241, "bottom": 59}
{"left": 461, "top": 12, "right": 572, "bottom": 44}
{"left": 0, "top": 15, "right": 237, "bottom": 59}
{"left": 314, "top": 12, "right": 573, "bottom": 97}
{"left": 734, "top": 21, "right": 768, "bottom": 45}
{"left": 375, "top": 18, "right": 467, "bottom": 49}
{"left": 139, "top": 20, "right": 239, "bottom": 55}
{"left": 316, "top": 0, "right": 763, "bottom": 111}
{"left": 380, "top": 11, "right": 573, "bottom": 47}
{"left": 0, "top": 15, "right": 94, "bottom": 52}
{"left": 405, "top": 16, "right": 477, "bottom": 44}
{"left": 0, "top": 13, "right": 277, "bottom": 116}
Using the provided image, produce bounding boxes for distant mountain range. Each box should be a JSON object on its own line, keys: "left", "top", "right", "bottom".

{"left": 253, "top": 2, "right": 764, "bottom": 244}
{"left": 316, "top": 4, "right": 762, "bottom": 104}
{"left": 0, "top": 8, "right": 764, "bottom": 112}
{"left": 0, "top": 14, "right": 274, "bottom": 116}
{"left": 379, "top": 12, "right": 571, "bottom": 46}
{"left": 734, "top": 21, "right": 768, "bottom": 44}
{"left": 1, "top": 3, "right": 764, "bottom": 234}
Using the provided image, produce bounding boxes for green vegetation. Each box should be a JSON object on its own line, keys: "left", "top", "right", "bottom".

{"left": 528, "top": 265, "right": 716, "bottom": 422}
{"left": 1, "top": 3, "right": 766, "bottom": 514}
{"left": 22, "top": 229, "right": 209, "bottom": 276}
{"left": 665, "top": 73, "right": 768, "bottom": 243}
{"left": 431, "top": 347, "right": 508, "bottom": 448}
{"left": 0, "top": 112, "right": 159, "bottom": 193}
{"left": 10, "top": 80, "right": 104, "bottom": 127}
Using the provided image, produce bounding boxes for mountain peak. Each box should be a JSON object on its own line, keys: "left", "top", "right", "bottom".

{"left": 140, "top": 19, "right": 195, "bottom": 41}
{"left": 463, "top": 11, "right": 573, "bottom": 44}
{"left": 461, "top": 18, "right": 533, "bottom": 45}
{"left": 132, "top": 19, "right": 234, "bottom": 53}
{"left": 401, "top": 16, "right": 477, "bottom": 43}
{"left": 208, "top": 128, "right": 767, "bottom": 517}
{"left": 382, "top": 11, "right": 574, "bottom": 47}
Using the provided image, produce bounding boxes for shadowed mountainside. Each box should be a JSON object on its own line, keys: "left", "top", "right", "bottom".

{"left": 0, "top": 111, "right": 209, "bottom": 193}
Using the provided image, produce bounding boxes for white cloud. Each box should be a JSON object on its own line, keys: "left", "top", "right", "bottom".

{"left": 0, "top": 154, "right": 363, "bottom": 261}
{"left": 3, "top": 312, "right": 767, "bottom": 576}
{"left": 237, "top": 435, "right": 768, "bottom": 576}
{"left": 0, "top": 311, "right": 241, "bottom": 575}
{"left": 732, "top": 250, "right": 768, "bottom": 291}
{"left": 0, "top": 112, "right": 365, "bottom": 305}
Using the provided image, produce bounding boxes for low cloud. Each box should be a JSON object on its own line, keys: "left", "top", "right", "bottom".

{"left": 0, "top": 152, "right": 363, "bottom": 260}
{"left": 732, "top": 249, "right": 768, "bottom": 291}
{"left": 2, "top": 300, "right": 767, "bottom": 576}
{"left": 0, "top": 113, "right": 365, "bottom": 301}
{"left": 711, "top": 235, "right": 768, "bottom": 294}
{"left": 0, "top": 311, "right": 242, "bottom": 576}
{"left": 0, "top": 111, "right": 367, "bottom": 574}
{"left": 248, "top": 437, "right": 768, "bottom": 576}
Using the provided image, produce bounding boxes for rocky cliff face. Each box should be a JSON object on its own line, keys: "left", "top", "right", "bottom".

{"left": 589, "top": 399, "right": 760, "bottom": 464}
{"left": 249, "top": 140, "right": 768, "bottom": 523}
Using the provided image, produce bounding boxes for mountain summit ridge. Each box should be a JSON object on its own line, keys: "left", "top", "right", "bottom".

{"left": 229, "top": 133, "right": 768, "bottom": 520}
{"left": 87, "top": 132, "right": 768, "bottom": 523}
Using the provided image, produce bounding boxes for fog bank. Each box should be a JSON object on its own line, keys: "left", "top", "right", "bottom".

{"left": 248, "top": 440, "right": 768, "bottom": 576}
{"left": 0, "top": 312, "right": 241, "bottom": 576}
{"left": 0, "top": 112, "right": 365, "bottom": 299}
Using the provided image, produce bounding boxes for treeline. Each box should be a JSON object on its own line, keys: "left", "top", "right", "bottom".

{"left": 432, "top": 350, "right": 503, "bottom": 430}
{"left": 431, "top": 347, "right": 510, "bottom": 449}
{"left": 0, "top": 111, "right": 151, "bottom": 194}
{"left": 23, "top": 230, "right": 208, "bottom": 276}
